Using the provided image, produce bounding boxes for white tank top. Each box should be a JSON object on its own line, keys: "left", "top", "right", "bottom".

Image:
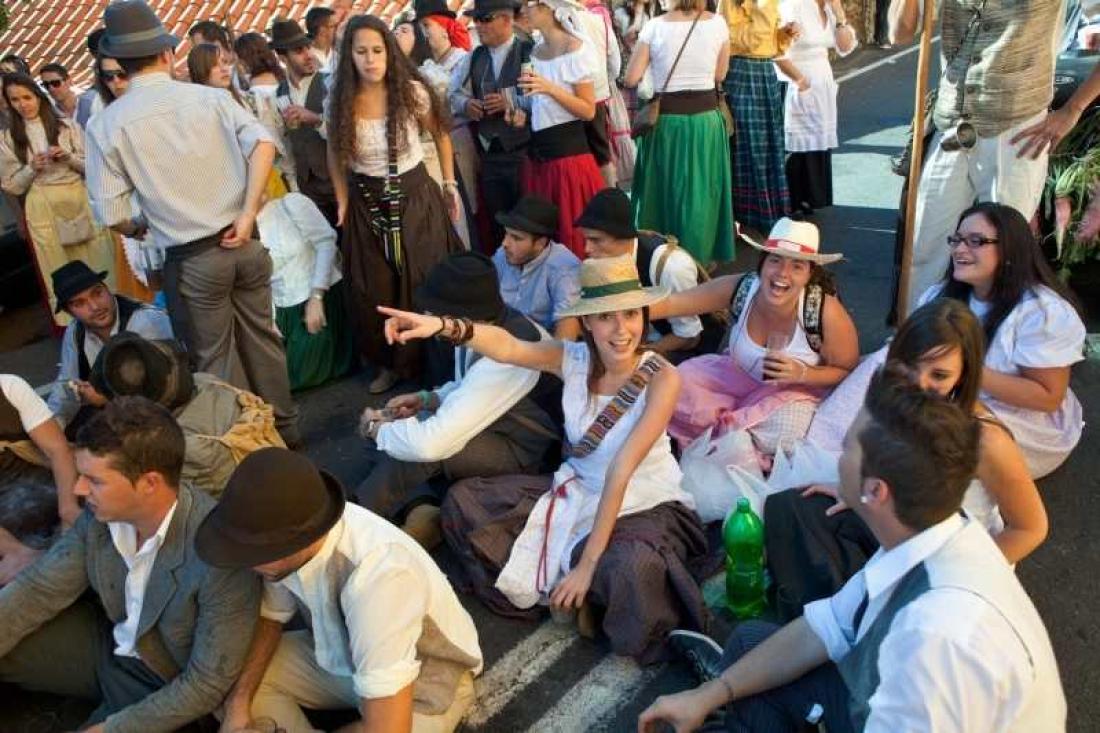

{"left": 728, "top": 276, "right": 823, "bottom": 381}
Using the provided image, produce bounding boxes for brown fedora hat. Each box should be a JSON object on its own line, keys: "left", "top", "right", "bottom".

{"left": 195, "top": 448, "right": 345, "bottom": 569}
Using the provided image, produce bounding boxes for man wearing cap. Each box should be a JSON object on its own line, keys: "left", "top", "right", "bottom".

{"left": 271, "top": 18, "right": 337, "bottom": 225}
{"left": 448, "top": 0, "right": 533, "bottom": 249}
{"left": 492, "top": 195, "right": 582, "bottom": 339}
{"left": 84, "top": 0, "right": 300, "bottom": 447}
{"left": 577, "top": 188, "right": 709, "bottom": 361}
{"left": 358, "top": 251, "right": 563, "bottom": 547}
{"left": 0, "top": 397, "right": 261, "bottom": 733}
{"left": 45, "top": 260, "right": 173, "bottom": 431}
{"left": 199, "top": 448, "right": 482, "bottom": 733}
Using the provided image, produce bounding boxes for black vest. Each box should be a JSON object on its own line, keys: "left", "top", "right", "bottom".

{"left": 277, "top": 73, "right": 334, "bottom": 205}
{"left": 468, "top": 39, "right": 533, "bottom": 153}
{"left": 75, "top": 295, "right": 144, "bottom": 380}
{"left": 636, "top": 232, "right": 672, "bottom": 336}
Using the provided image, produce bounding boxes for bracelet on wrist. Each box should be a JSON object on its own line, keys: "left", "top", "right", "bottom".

{"left": 417, "top": 389, "right": 433, "bottom": 409}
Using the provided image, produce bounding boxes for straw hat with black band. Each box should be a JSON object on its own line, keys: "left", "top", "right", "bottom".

{"left": 738, "top": 218, "right": 844, "bottom": 266}
{"left": 558, "top": 255, "right": 668, "bottom": 318}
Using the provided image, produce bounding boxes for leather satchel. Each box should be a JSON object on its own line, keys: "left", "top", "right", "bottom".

{"left": 631, "top": 12, "right": 702, "bottom": 139}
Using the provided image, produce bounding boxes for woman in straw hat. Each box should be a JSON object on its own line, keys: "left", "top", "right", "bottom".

{"left": 649, "top": 217, "right": 860, "bottom": 453}
{"left": 379, "top": 255, "right": 712, "bottom": 662}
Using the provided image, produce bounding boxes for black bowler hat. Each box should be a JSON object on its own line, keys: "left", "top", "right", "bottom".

{"left": 98, "top": 0, "right": 178, "bottom": 59}
{"left": 414, "top": 252, "right": 505, "bottom": 323}
{"left": 269, "top": 18, "right": 312, "bottom": 51}
{"left": 101, "top": 333, "right": 195, "bottom": 411}
{"left": 195, "top": 448, "right": 346, "bottom": 569}
{"left": 496, "top": 195, "right": 559, "bottom": 239}
{"left": 50, "top": 260, "right": 108, "bottom": 313}
{"left": 574, "top": 187, "right": 638, "bottom": 240}
{"left": 415, "top": 0, "right": 457, "bottom": 20}
{"left": 463, "top": 0, "right": 520, "bottom": 17}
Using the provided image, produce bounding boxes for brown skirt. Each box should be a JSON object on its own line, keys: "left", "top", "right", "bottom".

{"left": 441, "top": 474, "right": 717, "bottom": 663}
{"left": 341, "top": 163, "right": 463, "bottom": 379}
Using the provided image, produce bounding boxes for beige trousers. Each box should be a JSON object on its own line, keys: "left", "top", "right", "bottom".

{"left": 251, "top": 631, "right": 475, "bottom": 733}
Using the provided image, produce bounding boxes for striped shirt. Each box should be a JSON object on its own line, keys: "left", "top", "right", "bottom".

{"left": 84, "top": 72, "right": 274, "bottom": 249}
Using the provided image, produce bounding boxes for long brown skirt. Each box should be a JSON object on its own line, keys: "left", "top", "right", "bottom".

{"left": 342, "top": 163, "right": 463, "bottom": 379}
{"left": 441, "top": 474, "right": 716, "bottom": 663}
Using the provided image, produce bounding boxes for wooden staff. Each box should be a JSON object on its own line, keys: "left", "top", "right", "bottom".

{"left": 895, "top": 0, "right": 939, "bottom": 322}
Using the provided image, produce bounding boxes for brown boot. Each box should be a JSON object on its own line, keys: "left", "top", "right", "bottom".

{"left": 402, "top": 504, "right": 442, "bottom": 551}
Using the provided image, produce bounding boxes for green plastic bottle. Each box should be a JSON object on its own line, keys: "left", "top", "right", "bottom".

{"left": 724, "top": 497, "right": 766, "bottom": 619}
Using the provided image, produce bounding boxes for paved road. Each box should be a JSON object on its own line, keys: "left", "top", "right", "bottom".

{"left": 1, "top": 43, "right": 1096, "bottom": 733}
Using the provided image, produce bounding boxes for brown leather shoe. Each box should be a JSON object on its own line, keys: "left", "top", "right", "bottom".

{"left": 402, "top": 504, "right": 442, "bottom": 550}
{"left": 368, "top": 368, "right": 398, "bottom": 394}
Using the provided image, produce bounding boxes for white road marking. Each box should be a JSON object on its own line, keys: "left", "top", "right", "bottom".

{"left": 836, "top": 37, "right": 940, "bottom": 85}
{"left": 465, "top": 621, "right": 579, "bottom": 728}
{"left": 523, "top": 654, "right": 660, "bottom": 733}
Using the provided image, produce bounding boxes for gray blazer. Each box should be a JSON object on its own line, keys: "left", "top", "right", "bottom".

{"left": 0, "top": 484, "right": 261, "bottom": 733}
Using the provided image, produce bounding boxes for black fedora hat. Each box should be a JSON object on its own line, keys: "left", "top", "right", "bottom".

{"left": 574, "top": 187, "right": 638, "bottom": 240}
{"left": 51, "top": 260, "right": 108, "bottom": 313}
{"left": 98, "top": 0, "right": 179, "bottom": 59}
{"left": 101, "top": 333, "right": 195, "bottom": 410}
{"left": 269, "top": 18, "right": 312, "bottom": 51}
{"left": 463, "top": 0, "right": 520, "bottom": 17}
{"left": 496, "top": 195, "right": 560, "bottom": 239}
{"left": 414, "top": 252, "right": 505, "bottom": 323}
{"left": 415, "top": 0, "right": 458, "bottom": 20}
{"left": 195, "top": 448, "right": 346, "bottom": 569}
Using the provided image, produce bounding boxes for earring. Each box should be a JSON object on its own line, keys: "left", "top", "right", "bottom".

{"left": 859, "top": 495, "right": 870, "bottom": 505}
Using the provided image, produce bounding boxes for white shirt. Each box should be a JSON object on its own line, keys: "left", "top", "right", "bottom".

{"left": 0, "top": 374, "right": 54, "bottom": 433}
{"left": 312, "top": 46, "right": 335, "bottom": 75}
{"left": 331, "top": 82, "right": 430, "bottom": 177}
{"left": 638, "top": 15, "right": 729, "bottom": 94}
{"left": 634, "top": 240, "right": 703, "bottom": 340}
{"left": 109, "top": 501, "right": 179, "bottom": 658}
{"left": 804, "top": 515, "right": 1067, "bottom": 732}
{"left": 530, "top": 44, "right": 599, "bottom": 131}
{"left": 261, "top": 504, "right": 482, "bottom": 701}
{"left": 256, "top": 193, "right": 341, "bottom": 308}
{"left": 376, "top": 343, "right": 542, "bottom": 462}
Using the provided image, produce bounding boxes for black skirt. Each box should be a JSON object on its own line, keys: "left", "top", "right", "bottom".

{"left": 786, "top": 150, "right": 834, "bottom": 211}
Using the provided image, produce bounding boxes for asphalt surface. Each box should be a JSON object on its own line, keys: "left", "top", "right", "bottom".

{"left": 1, "top": 42, "right": 1097, "bottom": 733}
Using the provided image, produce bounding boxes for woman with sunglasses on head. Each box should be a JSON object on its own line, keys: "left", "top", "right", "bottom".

{"left": 327, "top": 14, "right": 464, "bottom": 393}
{"left": 763, "top": 299, "right": 1049, "bottom": 623}
{"left": 921, "top": 202, "right": 1086, "bottom": 478}
{"left": 379, "top": 256, "right": 712, "bottom": 662}
{"left": 0, "top": 73, "right": 115, "bottom": 327}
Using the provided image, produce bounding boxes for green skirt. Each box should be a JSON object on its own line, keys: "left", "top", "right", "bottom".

{"left": 276, "top": 281, "right": 354, "bottom": 392}
{"left": 631, "top": 109, "right": 735, "bottom": 264}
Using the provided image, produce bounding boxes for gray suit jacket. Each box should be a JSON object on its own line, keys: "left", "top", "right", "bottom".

{"left": 0, "top": 484, "right": 261, "bottom": 733}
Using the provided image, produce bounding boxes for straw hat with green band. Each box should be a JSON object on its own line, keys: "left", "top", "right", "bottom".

{"left": 558, "top": 255, "right": 669, "bottom": 318}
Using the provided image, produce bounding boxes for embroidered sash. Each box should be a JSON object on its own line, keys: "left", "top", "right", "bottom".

{"left": 567, "top": 355, "right": 664, "bottom": 459}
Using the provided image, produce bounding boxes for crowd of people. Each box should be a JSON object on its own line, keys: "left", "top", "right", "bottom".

{"left": 0, "top": 0, "right": 1092, "bottom": 731}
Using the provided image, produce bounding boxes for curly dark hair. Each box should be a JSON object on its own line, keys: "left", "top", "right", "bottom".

{"left": 328, "top": 14, "right": 449, "bottom": 170}
{"left": 2, "top": 73, "right": 63, "bottom": 165}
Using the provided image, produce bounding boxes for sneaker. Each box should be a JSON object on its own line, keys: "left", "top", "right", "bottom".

{"left": 668, "top": 629, "right": 725, "bottom": 683}
{"left": 402, "top": 504, "right": 442, "bottom": 551}
{"left": 368, "top": 368, "right": 398, "bottom": 394}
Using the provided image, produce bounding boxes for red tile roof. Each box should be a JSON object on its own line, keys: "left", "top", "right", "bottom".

{"left": 0, "top": 0, "right": 473, "bottom": 88}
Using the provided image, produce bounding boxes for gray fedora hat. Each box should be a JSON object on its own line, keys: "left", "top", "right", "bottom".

{"left": 98, "top": 0, "right": 179, "bottom": 59}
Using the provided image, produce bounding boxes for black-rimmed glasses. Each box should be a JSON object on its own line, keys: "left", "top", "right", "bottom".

{"left": 946, "top": 233, "right": 998, "bottom": 249}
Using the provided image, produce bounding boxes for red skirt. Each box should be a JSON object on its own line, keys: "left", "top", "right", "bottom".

{"left": 522, "top": 153, "right": 604, "bottom": 258}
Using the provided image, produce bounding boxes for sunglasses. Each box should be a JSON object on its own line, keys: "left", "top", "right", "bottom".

{"left": 100, "top": 70, "right": 128, "bottom": 82}
{"left": 946, "top": 233, "right": 998, "bottom": 250}
{"left": 42, "top": 78, "right": 65, "bottom": 89}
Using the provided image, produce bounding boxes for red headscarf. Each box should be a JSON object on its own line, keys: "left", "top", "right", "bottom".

{"left": 423, "top": 14, "right": 472, "bottom": 51}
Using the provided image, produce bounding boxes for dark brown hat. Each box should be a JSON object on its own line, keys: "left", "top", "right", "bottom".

{"left": 50, "top": 260, "right": 108, "bottom": 313}
{"left": 100, "top": 333, "right": 194, "bottom": 411}
{"left": 195, "top": 448, "right": 346, "bottom": 569}
{"left": 269, "top": 18, "right": 312, "bottom": 51}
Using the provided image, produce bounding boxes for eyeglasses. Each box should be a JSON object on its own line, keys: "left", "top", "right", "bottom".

{"left": 41, "top": 78, "right": 65, "bottom": 89}
{"left": 474, "top": 12, "right": 502, "bottom": 23}
{"left": 946, "top": 233, "right": 998, "bottom": 249}
{"left": 100, "top": 70, "right": 128, "bottom": 82}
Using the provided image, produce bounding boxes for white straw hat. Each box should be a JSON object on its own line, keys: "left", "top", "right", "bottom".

{"left": 739, "top": 218, "right": 844, "bottom": 265}
{"left": 558, "top": 255, "right": 669, "bottom": 318}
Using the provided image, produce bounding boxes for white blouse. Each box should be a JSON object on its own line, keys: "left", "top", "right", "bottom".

{"left": 0, "top": 118, "right": 85, "bottom": 195}
{"left": 728, "top": 276, "right": 824, "bottom": 382}
{"left": 255, "top": 192, "right": 342, "bottom": 308}
{"left": 421, "top": 49, "right": 470, "bottom": 129}
{"left": 638, "top": 14, "right": 729, "bottom": 94}
{"left": 530, "top": 43, "right": 599, "bottom": 132}
{"left": 326, "top": 81, "right": 431, "bottom": 177}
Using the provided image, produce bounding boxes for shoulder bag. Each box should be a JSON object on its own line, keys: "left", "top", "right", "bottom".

{"left": 631, "top": 12, "right": 703, "bottom": 139}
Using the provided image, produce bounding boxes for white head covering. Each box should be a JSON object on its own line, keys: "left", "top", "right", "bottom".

{"left": 537, "top": 0, "right": 590, "bottom": 41}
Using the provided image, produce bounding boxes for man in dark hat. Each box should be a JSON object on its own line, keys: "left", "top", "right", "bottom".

{"left": 85, "top": 0, "right": 300, "bottom": 447}
{"left": 448, "top": 0, "right": 532, "bottom": 249}
{"left": 491, "top": 195, "right": 582, "bottom": 339}
{"left": 577, "top": 188, "right": 718, "bottom": 362}
{"left": 97, "top": 333, "right": 286, "bottom": 497}
{"left": 45, "top": 260, "right": 172, "bottom": 431}
{"left": 358, "top": 251, "right": 563, "bottom": 548}
{"left": 0, "top": 397, "right": 261, "bottom": 732}
{"left": 270, "top": 17, "right": 336, "bottom": 225}
{"left": 197, "top": 448, "right": 482, "bottom": 733}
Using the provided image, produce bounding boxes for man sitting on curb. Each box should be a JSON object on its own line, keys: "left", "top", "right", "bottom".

{"left": 577, "top": 189, "right": 715, "bottom": 362}
{"left": 46, "top": 261, "right": 173, "bottom": 432}
{"left": 639, "top": 370, "right": 1066, "bottom": 733}
{"left": 357, "top": 252, "right": 562, "bottom": 548}
{"left": 491, "top": 195, "right": 582, "bottom": 340}
{"left": 0, "top": 397, "right": 261, "bottom": 732}
{"left": 197, "top": 448, "right": 482, "bottom": 733}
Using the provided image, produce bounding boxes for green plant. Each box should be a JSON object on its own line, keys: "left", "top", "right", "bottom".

{"left": 1043, "top": 106, "right": 1100, "bottom": 277}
